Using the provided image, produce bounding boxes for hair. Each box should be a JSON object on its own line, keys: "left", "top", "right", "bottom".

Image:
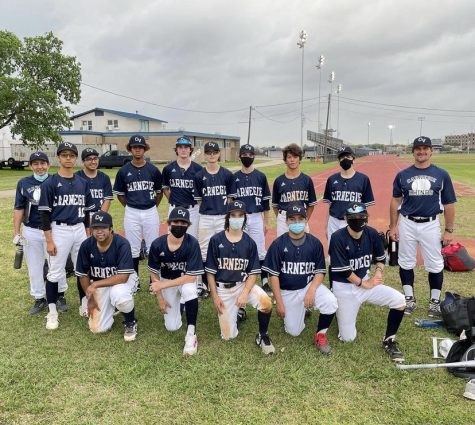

{"left": 126, "top": 142, "right": 150, "bottom": 152}
{"left": 174, "top": 145, "right": 194, "bottom": 156}
{"left": 224, "top": 211, "right": 247, "bottom": 231}
{"left": 282, "top": 143, "right": 303, "bottom": 161}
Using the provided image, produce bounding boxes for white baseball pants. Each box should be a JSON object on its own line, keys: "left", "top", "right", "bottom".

{"left": 244, "top": 213, "right": 267, "bottom": 261}
{"left": 326, "top": 215, "right": 347, "bottom": 243}
{"left": 168, "top": 204, "right": 200, "bottom": 239}
{"left": 197, "top": 214, "right": 225, "bottom": 261}
{"left": 124, "top": 205, "right": 160, "bottom": 258}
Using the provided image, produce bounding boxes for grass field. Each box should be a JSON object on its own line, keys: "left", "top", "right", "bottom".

{"left": 1, "top": 155, "right": 474, "bottom": 424}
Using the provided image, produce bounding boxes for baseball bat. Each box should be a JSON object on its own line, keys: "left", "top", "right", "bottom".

{"left": 396, "top": 360, "right": 475, "bottom": 370}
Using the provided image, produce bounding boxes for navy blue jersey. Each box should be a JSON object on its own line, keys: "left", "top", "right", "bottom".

{"left": 193, "top": 167, "right": 237, "bottom": 215}
{"left": 205, "top": 231, "right": 260, "bottom": 283}
{"left": 271, "top": 173, "right": 317, "bottom": 211}
{"left": 75, "top": 233, "right": 135, "bottom": 280}
{"left": 76, "top": 170, "right": 113, "bottom": 212}
{"left": 162, "top": 160, "right": 203, "bottom": 207}
{"left": 234, "top": 169, "right": 271, "bottom": 213}
{"left": 113, "top": 162, "right": 162, "bottom": 210}
{"left": 38, "top": 174, "right": 95, "bottom": 224}
{"left": 147, "top": 233, "right": 204, "bottom": 280}
{"left": 329, "top": 226, "right": 386, "bottom": 283}
{"left": 392, "top": 164, "right": 457, "bottom": 217}
{"left": 323, "top": 171, "right": 375, "bottom": 219}
{"left": 263, "top": 233, "right": 326, "bottom": 291}
{"left": 14, "top": 175, "right": 48, "bottom": 228}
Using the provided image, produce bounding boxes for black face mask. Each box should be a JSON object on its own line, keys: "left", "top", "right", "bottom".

{"left": 347, "top": 218, "right": 368, "bottom": 232}
{"left": 170, "top": 225, "right": 187, "bottom": 238}
{"left": 240, "top": 156, "right": 254, "bottom": 168}
{"left": 340, "top": 158, "right": 353, "bottom": 171}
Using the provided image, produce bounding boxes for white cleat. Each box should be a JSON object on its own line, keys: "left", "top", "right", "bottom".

{"left": 183, "top": 334, "right": 198, "bottom": 357}
{"left": 46, "top": 312, "right": 59, "bottom": 330}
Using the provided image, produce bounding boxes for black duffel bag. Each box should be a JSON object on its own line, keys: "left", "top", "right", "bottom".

{"left": 440, "top": 292, "right": 475, "bottom": 335}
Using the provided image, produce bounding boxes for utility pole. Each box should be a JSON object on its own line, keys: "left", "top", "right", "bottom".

{"left": 323, "top": 93, "right": 332, "bottom": 163}
{"left": 247, "top": 106, "right": 252, "bottom": 144}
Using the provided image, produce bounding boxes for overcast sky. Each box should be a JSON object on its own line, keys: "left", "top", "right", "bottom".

{"left": 2, "top": 0, "right": 475, "bottom": 147}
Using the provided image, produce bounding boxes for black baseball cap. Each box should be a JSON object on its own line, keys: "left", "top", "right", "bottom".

{"left": 168, "top": 207, "right": 191, "bottom": 223}
{"left": 337, "top": 146, "right": 355, "bottom": 159}
{"left": 204, "top": 141, "right": 220, "bottom": 153}
{"left": 286, "top": 202, "right": 307, "bottom": 218}
{"left": 29, "top": 151, "right": 49, "bottom": 164}
{"left": 81, "top": 148, "right": 99, "bottom": 161}
{"left": 90, "top": 211, "right": 113, "bottom": 228}
{"left": 227, "top": 200, "right": 246, "bottom": 214}
{"left": 239, "top": 144, "right": 255, "bottom": 155}
{"left": 345, "top": 202, "right": 367, "bottom": 216}
{"left": 128, "top": 135, "right": 147, "bottom": 148}
{"left": 412, "top": 136, "right": 432, "bottom": 150}
{"left": 57, "top": 142, "right": 78, "bottom": 156}
{"left": 176, "top": 137, "right": 192, "bottom": 146}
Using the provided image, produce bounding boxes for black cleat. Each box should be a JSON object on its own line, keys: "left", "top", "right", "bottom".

{"left": 383, "top": 338, "right": 405, "bottom": 363}
{"left": 56, "top": 296, "right": 69, "bottom": 313}
{"left": 29, "top": 298, "right": 47, "bottom": 315}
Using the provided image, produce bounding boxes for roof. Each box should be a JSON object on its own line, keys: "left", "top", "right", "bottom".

{"left": 59, "top": 130, "right": 240, "bottom": 141}
{"left": 70, "top": 108, "right": 168, "bottom": 123}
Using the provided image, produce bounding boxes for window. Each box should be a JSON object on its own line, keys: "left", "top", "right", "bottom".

{"left": 139, "top": 120, "right": 149, "bottom": 132}
{"left": 107, "top": 119, "right": 119, "bottom": 129}
{"left": 81, "top": 120, "right": 92, "bottom": 130}
{"left": 95, "top": 110, "right": 104, "bottom": 116}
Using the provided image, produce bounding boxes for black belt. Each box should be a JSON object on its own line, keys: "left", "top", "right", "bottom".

{"left": 54, "top": 221, "right": 77, "bottom": 226}
{"left": 216, "top": 281, "right": 238, "bottom": 289}
{"left": 25, "top": 224, "right": 42, "bottom": 229}
{"left": 403, "top": 215, "right": 437, "bottom": 223}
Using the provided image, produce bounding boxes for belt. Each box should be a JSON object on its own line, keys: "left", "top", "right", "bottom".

{"left": 216, "top": 281, "right": 239, "bottom": 289}
{"left": 25, "top": 224, "right": 42, "bottom": 230}
{"left": 54, "top": 221, "right": 77, "bottom": 226}
{"left": 403, "top": 215, "right": 437, "bottom": 223}
{"left": 171, "top": 204, "right": 193, "bottom": 209}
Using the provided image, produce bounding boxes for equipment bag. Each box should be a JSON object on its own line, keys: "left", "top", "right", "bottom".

{"left": 440, "top": 292, "right": 475, "bottom": 335}
{"left": 441, "top": 242, "right": 475, "bottom": 272}
{"left": 445, "top": 332, "right": 475, "bottom": 379}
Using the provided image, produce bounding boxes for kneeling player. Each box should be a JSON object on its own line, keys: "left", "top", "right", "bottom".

{"left": 263, "top": 202, "right": 338, "bottom": 354}
{"left": 206, "top": 200, "right": 275, "bottom": 354}
{"left": 75, "top": 211, "right": 138, "bottom": 341}
{"left": 330, "top": 203, "right": 406, "bottom": 362}
{"left": 148, "top": 207, "right": 203, "bottom": 357}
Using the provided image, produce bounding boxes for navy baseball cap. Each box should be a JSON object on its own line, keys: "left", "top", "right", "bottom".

{"left": 90, "top": 211, "right": 113, "bottom": 228}
{"left": 227, "top": 200, "right": 246, "bottom": 214}
{"left": 57, "top": 142, "right": 78, "bottom": 156}
{"left": 81, "top": 148, "right": 99, "bottom": 161}
{"left": 204, "top": 141, "right": 220, "bottom": 153}
{"left": 412, "top": 136, "right": 432, "bottom": 150}
{"left": 345, "top": 202, "right": 367, "bottom": 216}
{"left": 176, "top": 137, "right": 192, "bottom": 146}
{"left": 286, "top": 202, "right": 307, "bottom": 218}
{"left": 128, "top": 135, "right": 147, "bottom": 148}
{"left": 168, "top": 206, "right": 191, "bottom": 223}
{"left": 337, "top": 146, "right": 355, "bottom": 159}
{"left": 29, "top": 151, "right": 49, "bottom": 164}
{"left": 239, "top": 144, "right": 255, "bottom": 155}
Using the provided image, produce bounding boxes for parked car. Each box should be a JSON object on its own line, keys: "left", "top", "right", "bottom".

{"left": 98, "top": 150, "right": 132, "bottom": 168}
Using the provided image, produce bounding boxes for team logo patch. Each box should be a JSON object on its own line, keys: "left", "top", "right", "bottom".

{"left": 127, "top": 172, "right": 132, "bottom": 176}
{"left": 334, "top": 180, "right": 338, "bottom": 184}
{"left": 203, "top": 176, "right": 207, "bottom": 180}
{"left": 57, "top": 182, "right": 62, "bottom": 187}
{"left": 94, "top": 214, "right": 103, "bottom": 221}
{"left": 345, "top": 246, "right": 350, "bottom": 250}
{"left": 172, "top": 168, "right": 176, "bottom": 172}
{"left": 159, "top": 252, "right": 165, "bottom": 256}
{"left": 284, "top": 247, "right": 288, "bottom": 252}
{"left": 218, "top": 244, "right": 224, "bottom": 248}
{"left": 177, "top": 209, "right": 186, "bottom": 217}
{"left": 235, "top": 178, "right": 240, "bottom": 182}
{"left": 281, "top": 182, "right": 286, "bottom": 187}
{"left": 90, "top": 253, "right": 94, "bottom": 258}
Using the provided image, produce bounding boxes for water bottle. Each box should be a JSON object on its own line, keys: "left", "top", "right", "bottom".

{"left": 14, "top": 243, "right": 23, "bottom": 269}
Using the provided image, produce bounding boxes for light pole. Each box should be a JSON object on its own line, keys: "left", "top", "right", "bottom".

{"left": 388, "top": 124, "right": 394, "bottom": 145}
{"left": 316, "top": 55, "right": 325, "bottom": 133}
{"left": 297, "top": 30, "right": 308, "bottom": 148}
{"left": 336, "top": 83, "right": 342, "bottom": 139}
{"left": 418, "top": 116, "right": 425, "bottom": 136}
{"left": 367, "top": 122, "right": 371, "bottom": 146}
{"left": 328, "top": 71, "right": 335, "bottom": 134}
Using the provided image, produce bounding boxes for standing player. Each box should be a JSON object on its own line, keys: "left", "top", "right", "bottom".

{"left": 322, "top": 146, "right": 375, "bottom": 242}
{"left": 113, "top": 135, "right": 163, "bottom": 288}
{"left": 38, "top": 142, "right": 95, "bottom": 330}
{"left": 263, "top": 202, "right": 338, "bottom": 353}
{"left": 390, "top": 136, "right": 456, "bottom": 317}
{"left": 234, "top": 144, "right": 272, "bottom": 294}
{"left": 75, "top": 211, "right": 138, "bottom": 341}
{"left": 272, "top": 143, "right": 317, "bottom": 237}
{"left": 205, "top": 200, "right": 275, "bottom": 354}
{"left": 148, "top": 207, "right": 204, "bottom": 357}
{"left": 13, "top": 152, "right": 67, "bottom": 314}
{"left": 330, "top": 203, "right": 406, "bottom": 362}
{"left": 162, "top": 137, "right": 203, "bottom": 239}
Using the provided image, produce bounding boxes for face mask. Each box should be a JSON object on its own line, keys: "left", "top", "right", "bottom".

{"left": 33, "top": 173, "right": 48, "bottom": 182}
{"left": 347, "top": 218, "right": 367, "bottom": 232}
{"left": 240, "top": 156, "right": 254, "bottom": 168}
{"left": 340, "top": 158, "right": 353, "bottom": 171}
{"left": 288, "top": 222, "right": 306, "bottom": 234}
{"left": 229, "top": 217, "right": 245, "bottom": 230}
{"left": 170, "top": 225, "right": 187, "bottom": 238}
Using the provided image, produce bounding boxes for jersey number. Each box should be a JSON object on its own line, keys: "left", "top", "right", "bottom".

{"left": 78, "top": 207, "right": 85, "bottom": 218}
{"left": 223, "top": 195, "right": 227, "bottom": 205}
{"left": 255, "top": 197, "right": 261, "bottom": 206}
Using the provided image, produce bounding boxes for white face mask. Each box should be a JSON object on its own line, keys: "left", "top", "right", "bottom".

{"left": 33, "top": 173, "right": 48, "bottom": 182}
{"left": 229, "top": 217, "right": 245, "bottom": 230}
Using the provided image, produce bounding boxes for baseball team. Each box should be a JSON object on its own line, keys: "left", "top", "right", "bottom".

{"left": 13, "top": 135, "right": 456, "bottom": 361}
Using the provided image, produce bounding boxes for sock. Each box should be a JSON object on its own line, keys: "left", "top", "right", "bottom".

{"left": 122, "top": 308, "right": 136, "bottom": 324}
{"left": 77, "top": 278, "right": 85, "bottom": 302}
{"left": 180, "top": 303, "right": 185, "bottom": 316}
{"left": 399, "top": 268, "right": 414, "bottom": 296}
{"left": 385, "top": 308, "right": 404, "bottom": 339}
{"left": 258, "top": 310, "right": 271, "bottom": 335}
{"left": 46, "top": 280, "right": 59, "bottom": 305}
{"left": 185, "top": 298, "right": 198, "bottom": 327}
{"left": 428, "top": 272, "right": 443, "bottom": 300}
{"left": 402, "top": 285, "right": 414, "bottom": 298}
{"left": 316, "top": 313, "right": 335, "bottom": 333}
{"left": 133, "top": 257, "right": 140, "bottom": 274}
{"left": 48, "top": 303, "right": 57, "bottom": 314}
{"left": 186, "top": 324, "right": 196, "bottom": 336}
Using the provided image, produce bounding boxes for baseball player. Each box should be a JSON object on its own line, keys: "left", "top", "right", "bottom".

{"left": 162, "top": 137, "right": 203, "bottom": 239}
{"left": 272, "top": 143, "right": 317, "bottom": 237}
{"left": 330, "top": 203, "right": 406, "bottom": 362}
{"left": 113, "top": 135, "right": 163, "bottom": 289}
{"left": 322, "top": 146, "right": 375, "bottom": 242}
{"left": 234, "top": 143, "right": 272, "bottom": 294}
{"left": 13, "top": 152, "right": 68, "bottom": 314}
{"left": 390, "top": 136, "right": 456, "bottom": 317}
{"left": 263, "top": 202, "right": 338, "bottom": 353}
{"left": 75, "top": 211, "right": 138, "bottom": 341}
{"left": 205, "top": 200, "right": 275, "bottom": 354}
{"left": 148, "top": 207, "right": 204, "bottom": 357}
{"left": 193, "top": 141, "right": 237, "bottom": 295}
{"left": 38, "top": 142, "right": 95, "bottom": 330}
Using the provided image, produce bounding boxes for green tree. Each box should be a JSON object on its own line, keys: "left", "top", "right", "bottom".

{"left": 0, "top": 31, "right": 81, "bottom": 147}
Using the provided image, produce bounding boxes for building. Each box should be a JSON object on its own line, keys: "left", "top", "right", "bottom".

{"left": 444, "top": 133, "right": 475, "bottom": 151}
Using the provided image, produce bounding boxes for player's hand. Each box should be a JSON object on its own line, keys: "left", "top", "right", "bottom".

{"left": 157, "top": 295, "right": 171, "bottom": 314}
{"left": 86, "top": 284, "right": 96, "bottom": 299}
{"left": 150, "top": 280, "right": 164, "bottom": 293}
{"left": 212, "top": 294, "right": 225, "bottom": 315}
{"left": 275, "top": 301, "right": 285, "bottom": 318}
{"left": 46, "top": 240, "right": 57, "bottom": 256}
{"left": 361, "top": 276, "right": 383, "bottom": 289}
{"left": 304, "top": 287, "right": 316, "bottom": 309}
{"left": 236, "top": 291, "right": 248, "bottom": 308}
{"left": 442, "top": 231, "right": 453, "bottom": 247}
{"left": 87, "top": 293, "right": 100, "bottom": 317}
{"left": 389, "top": 227, "right": 399, "bottom": 242}
{"left": 12, "top": 234, "right": 23, "bottom": 245}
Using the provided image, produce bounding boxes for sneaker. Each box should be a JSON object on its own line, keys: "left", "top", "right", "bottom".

{"left": 46, "top": 311, "right": 59, "bottom": 330}
{"left": 183, "top": 334, "right": 198, "bottom": 357}
{"left": 79, "top": 297, "right": 88, "bottom": 318}
{"left": 29, "top": 298, "right": 47, "bottom": 315}
{"left": 124, "top": 320, "right": 137, "bottom": 342}
{"left": 404, "top": 296, "right": 416, "bottom": 315}
{"left": 314, "top": 332, "right": 332, "bottom": 355}
{"left": 383, "top": 338, "right": 405, "bottom": 363}
{"left": 463, "top": 379, "right": 475, "bottom": 401}
{"left": 428, "top": 298, "right": 441, "bottom": 318}
{"left": 56, "top": 296, "right": 69, "bottom": 313}
{"left": 255, "top": 333, "right": 275, "bottom": 355}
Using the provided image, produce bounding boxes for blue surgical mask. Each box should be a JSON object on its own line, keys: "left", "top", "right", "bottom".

{"left": 288, "top": 222, "right": 306, "bottom": 234}
{"left": 33, "top": 173, "right": 48, "bottom": 182}
{"left": 229, "top": 217, "right": 245, "bottom": 230}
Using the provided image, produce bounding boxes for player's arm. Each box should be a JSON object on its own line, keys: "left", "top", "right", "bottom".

{"left": 13, "top": 209, "right": 24, "bottom": 238}
{"left": 389, "top": 196, "right": 402, "bottom": 240}
{"left": 101, "top": 176, "right": 113, "bottom": 212}
{"left": 113, "top": 169, "right": 127, "bottom": 207}
{"left": 236, "top": 273, "right": 257, "bottom": 308}
{"left": 163, "top": 188, "right": 171, "bottom": 199}
{"left": 101, "top": 199, "right": 111, "bottom": 212}
{"left": 155, "top": 191, "right": 163, "bottom": 207}
{"left": 117, "top": 195, "right": 126, "bottom": 207}
{"left": 306, "top": 205, "right": 315, "bottom": 220}
{"left": 304, "top": 272, "right": 325, "bottom": 309}
{"left": 207, "top": 272, "right": 224, "bottom": 315}
{"left": 442, "top": 203, "right": 455, "bottom": 245}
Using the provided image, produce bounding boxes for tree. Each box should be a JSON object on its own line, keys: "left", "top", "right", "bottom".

{"left": 0, "top": 31, "right": 81, "bottom": 148}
